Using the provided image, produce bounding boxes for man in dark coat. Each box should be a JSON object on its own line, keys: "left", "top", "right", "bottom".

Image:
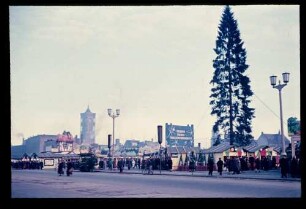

{"left": 255, "top": 157, "right": 261, "bottom": 173}
{"left": 290, "top": 156, "right": 298, "bottom": 178}
{"left": 217, "top": 158, "right": 224, "bottom": 175}
{"left": 168, "top": 157, "right": 173, "bottom": 172}
{"left": 249, "top": 156, "right": 255, "bottom": 170}
{"left": 207, "top": 157, "right": 214, "bottom": 176}
{"left": 118, "top": 159, "right": 124, "bottom": 173}
{"left": 279, "top": 155, "right": 288, "bottom": 178}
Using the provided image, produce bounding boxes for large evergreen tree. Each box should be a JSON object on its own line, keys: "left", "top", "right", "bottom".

{"left": 210, "top": 5, "right": 255, "bottom": 146}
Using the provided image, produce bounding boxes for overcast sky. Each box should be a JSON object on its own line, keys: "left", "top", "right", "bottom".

{"left": 10, "top": 5, "right": 300, "bottom": 148}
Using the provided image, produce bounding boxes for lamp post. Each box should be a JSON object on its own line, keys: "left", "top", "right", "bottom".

{"left": 270, "top": 72, "right": 290, "bottom": 156}
{"left": 107, "top": 108, "right": 120, "bottom": 162}
{"left": 158, "top": 125, "right": 163, "bottom": 174}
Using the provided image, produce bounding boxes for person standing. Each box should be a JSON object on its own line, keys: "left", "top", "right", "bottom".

{"left": 168, "top": 157, "right": 173, "bottom": 172}
{"left": 217, "top": 158, "right": 224, "bottom": 176}
{"left": 279, "top": 155, "right": 288, "bottom": 178}
{"left": 207, "top": 157, "right": 214, "bottom": 176}
{"left": 39, "top": 161, "right": 43, "bottom": 170}
{"left": 290, "top": 156, "right": 298, "bottom": 178}
{"left": 118, "top": 159, "right": 123, "bottom": 173}
{"left": 255, "top": 157, "right": 261, "bottom": 173}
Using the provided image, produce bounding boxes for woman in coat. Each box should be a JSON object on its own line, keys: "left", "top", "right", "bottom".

{"left": 57, "top": 159, "right": 64, "bottom": 176}
{"left": 66, "top": 159, "right": 73, "bottom": 176}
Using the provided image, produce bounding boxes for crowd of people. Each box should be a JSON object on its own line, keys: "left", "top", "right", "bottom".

{"left": 12, "top": 154, "right": 301, "bottom": 179}
{"left": 11, "top": 160, "right": 43, "bottom": 170}
{"left": 97, "top": 156, "right": 173, "bottom": 174}
{"left": 207, "top": 155, "right": 301, "bottom": 178}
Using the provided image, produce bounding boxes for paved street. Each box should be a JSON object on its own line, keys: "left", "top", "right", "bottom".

{"left": 12, "top": 169, "right": 301, "bottom": 198}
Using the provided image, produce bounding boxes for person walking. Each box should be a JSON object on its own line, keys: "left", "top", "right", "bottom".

{"left": 217, "top": 158, "right": 224, "bottom": 176}
{"left": 66, "top": 159, "right": 73, "bottom": 176}
{"left": 207, "top": 157, "right": 214, "bottom": 176}
{"left": 57, "top": 159, "right": 64, "bottom": 176}
{"left": 147, "top": 158, "right": 153, "bottom": 175}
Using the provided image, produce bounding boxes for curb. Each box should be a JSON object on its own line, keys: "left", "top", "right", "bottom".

{"left": 81, "top": 170, "right": 301, "bottom": 182}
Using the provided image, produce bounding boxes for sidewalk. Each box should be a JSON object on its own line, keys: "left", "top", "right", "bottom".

{"left": 89, "top": 168, "right": 301, "bottom": 182}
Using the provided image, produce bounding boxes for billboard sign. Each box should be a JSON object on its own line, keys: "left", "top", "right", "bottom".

{"left": 166, "top": 123, "right": 194, "bottom": 147}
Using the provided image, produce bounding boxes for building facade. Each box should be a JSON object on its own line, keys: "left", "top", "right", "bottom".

{"left": 56, "top": 131, "right": 74, "bottom": 153}
{"left": 80, "top": 106, "right": 96, "bottom": 145}
{"left": 256, "top": 132, "right": 290, "bottom": 151}
{"left": 25, "top": 134, "right": 58, "bottom": 154}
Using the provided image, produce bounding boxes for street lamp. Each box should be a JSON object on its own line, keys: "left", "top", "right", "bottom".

{"left": 270, "top": 72, "right": 290, "bottom": 156}
{"left": 158, "top": 125, "right": 163, "bottom": 174}
{"left": 107, "top": 108, "right": 120, "bottom": 161}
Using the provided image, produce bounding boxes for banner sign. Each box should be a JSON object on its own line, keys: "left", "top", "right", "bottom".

{"left": 166, "top": 123, "right": 194, "bottom": 147}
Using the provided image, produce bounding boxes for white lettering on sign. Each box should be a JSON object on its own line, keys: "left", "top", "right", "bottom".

{"left": 170, "top": 136, "right": 192, "bottom": 140}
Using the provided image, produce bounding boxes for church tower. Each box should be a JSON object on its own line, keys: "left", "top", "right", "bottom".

{"left": 80, "top": 106, "right": 96, "bottom": 145}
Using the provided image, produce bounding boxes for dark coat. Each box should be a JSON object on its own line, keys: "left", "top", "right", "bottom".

{"left": 208, "top": 158, "right": 214, "bottom": 172}
{"left": 66, "top": 162, "right": 73, "bottom": 176}
{"left": 168, "top": 159, "right": 173, "bottom": 170}
{"left": 217, "top": 159, "right": 224, "bottom": 173}
{"left": 279, "top": 157, "right": 288, "bottom": 177}
{"left": 58, "top": 162, "right": 64, "bottom": 175}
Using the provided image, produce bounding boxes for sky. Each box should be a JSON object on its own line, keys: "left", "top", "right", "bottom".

{"left": 10, "top": 5, "right": 300, "bottom": 148}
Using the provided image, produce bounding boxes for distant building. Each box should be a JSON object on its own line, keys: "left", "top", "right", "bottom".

{"left": 45, "top": 139, "right": 58, "bottom": 152}
{"left": 124, "top": 139, "right": 140, "bottom": 150}
{"left": 74, "top": 135, "right": 82, "bottom": 145}
{"left": 56, "top": 131, "right": 74, "bottom": 153}
{"left": 80, "top": 106, "right": 96, "bottom": 145}
{"left": 256, "top": 131, "right": 290, "bottom": 151}
{"left": 25, "top": 134, "right": 58, "bottom": 154}
{"left": 11, "top": 145, "right": 26, "bottom": 159}
{"left": 11, "top": 131, "right": 78, "bottom": 159}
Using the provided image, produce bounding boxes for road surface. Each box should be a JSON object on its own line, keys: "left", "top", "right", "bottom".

{"left": 11, "top": 169, "right": 301, "bottom": 198}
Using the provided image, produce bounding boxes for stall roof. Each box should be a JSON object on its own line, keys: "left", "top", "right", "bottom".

{"left": 205, "top": 142, "right": 234, "bottom": 153}
{"left": 37, "top": 152, "right": 79, "bottom": 158}
{"left": 167, "top": 146, "right": 179, "bottom": 154}
{"left": 166, "top": 146, "right": 203, "bottom": 154}
{"left": 242, "top": 141, "right": 269, "bottom": 153}
{"left": 272, "top": 146, "right": 282, "bottom": 154}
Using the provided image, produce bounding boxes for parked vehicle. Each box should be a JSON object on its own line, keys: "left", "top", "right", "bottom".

{"left": 79, "top": 153, "right": 97, "bottom": 172}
